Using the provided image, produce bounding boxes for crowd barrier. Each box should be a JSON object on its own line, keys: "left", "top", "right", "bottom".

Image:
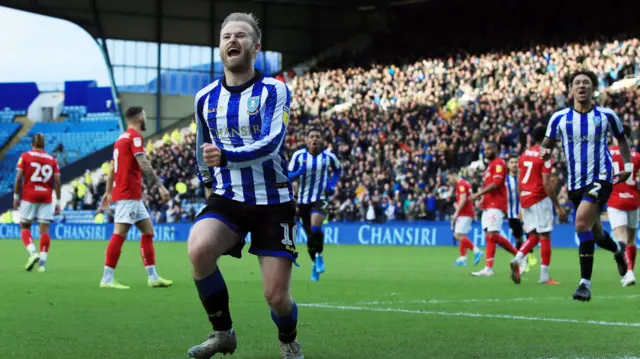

{"left": 0, "top": 221, "right": 637, "bottom": 248}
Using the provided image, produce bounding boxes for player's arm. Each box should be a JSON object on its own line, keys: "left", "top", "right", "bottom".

{"left": 452, "top": 192, "right": 468, "bottom": 220}
{"left": 609, "top": 110, "right": 633, "bottom": 182}
{"left": 135, "top": 153, "right": 169, "bottom": 201}
{"left": 13, "top": 168, "right": 23, "bottom": 210}
{"left": 194, "top": 99, "right": 215, "bottom": 199}
{"left": 540, "top": 112, "right": 562, "bottom": 161}
{"left": 287, "top": 152, "right": 305, "bottom": 181}
{"left": 100, "top": 161, "right": 114, "bottom": 210}
{"left": 326, "top": 153, "right": 342, "bottom": 195}
{"left": 52, "top": 160, "right": 61, "bottom": 214}
{"left": 218, "top": 82, "right": 291, "bottom": 169}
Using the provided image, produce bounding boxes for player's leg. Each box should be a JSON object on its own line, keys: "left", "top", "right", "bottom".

{"left": 35, "top": 202, "right": 54, "bottom": 272}
{"left": 19, "top": 201, "right": 39, "bottom": 271}
{"left": 310, "top": 205, "right": 327, "bottom": 275}
{"left": 249, "top": 206, "right": 302, "bottom": 359}
{"left": 592, "top": 215, "right": 626, "bottom": 277}
{"left": 472, "top": 212, "right": 495, "bottom": 276}
{"left": 455, "top": 217, "right": 481, "bottom": 266}
{"left": 509, "top": 218, "right": 525, "bottom": 250}
{"left": 487, "top": 210, "right": 517, "bottom": 256}
{"left": 622, "top": 210, "right": 637, "bottom": 287}
{"left": 135, "top": 217, "right": 172, "bottom": 287}
{"left": 187, "top": 200, "right": 244, "bottom": 358}
{"left": 100, "top": 221, "right": 131, "bottom": 288}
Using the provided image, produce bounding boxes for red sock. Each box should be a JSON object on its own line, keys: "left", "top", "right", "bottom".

{"left": 626, "top": 245, "right": 636, "bottom": 271}
{"left": 40, "top": 233, "right": 51, "bottom": 253}
{"left": 491, "top": 233, "right": 518, "bottom": 255}
{"left": 485, "top": 234, "right": 496, "bottom": 269}
{"left": 540, "top": 238, "right": 551, "bottom": 266}
{"left": 140, "top": 233, "right": 155, "bottom": 266}
{"left": 105, "top": 233, "right": 125, "bottom": 268}
{"left": 519, "top": 234, "right": 540, "bottom": 255}
{"left": 21, "top": 229, "right": 33, "bottom": 248}
{"left": 459, "top": 237, "right": 474, "bottom": 256}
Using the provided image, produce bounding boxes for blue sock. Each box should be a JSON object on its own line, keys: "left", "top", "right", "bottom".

{"left": 310, "top": 225, "right": 322, "bottom": 234}
{"left": 195, "top": 269, "right": 232, "bottom": 331}
{"left": 271, "top": 302, "right": 298, "bottom": 343}
{"left": 577, "top": 231, "right": 594, "bottom": 243}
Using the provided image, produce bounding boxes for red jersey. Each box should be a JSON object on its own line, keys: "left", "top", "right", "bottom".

{"left": 518, "top": 145, "right": 553, "bottom": 209}
{"left": 481, "top": 157, "right": 507, "bottom": 212}
{"left": 17, "top": 149, "right": 60, "bottom": 204}
{"left": 607, "top": 146, "right": 640, "bottom": 211}
{"left": 111, "top": 128, "right": 144, "bottom": 201}
{"left": 456, "top": 179, "right": 475, "bottom": 217}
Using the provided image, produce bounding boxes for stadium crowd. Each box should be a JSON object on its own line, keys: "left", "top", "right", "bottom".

{"left": 67, "top": 37, "right": 640, "bottom": 224}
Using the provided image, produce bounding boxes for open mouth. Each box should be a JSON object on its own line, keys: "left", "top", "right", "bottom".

{"left": 227, "top": 47, "right": 241, "bottom": 58}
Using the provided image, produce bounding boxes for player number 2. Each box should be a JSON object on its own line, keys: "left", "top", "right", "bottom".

{"left": 612, "top": 162, "right": 634, "bottom": 185}
{"left": 113, "top": 148, "right": 119, "bottom": 173}
{"left": 280, "top": 223, "right": 297, "bottom": 246}
{"left": 522, "top": 161, "right": 533, "bottom": 184}
{"left": 30, "top": 162, "right": 53, "bottom": 183}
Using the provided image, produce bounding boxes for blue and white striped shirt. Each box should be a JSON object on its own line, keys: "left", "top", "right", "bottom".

{"left": 545, "top": 106, "right": 624, "bottom": 191}
{"left": 288, "top": 148, "right": 341, "bottom": 204}
{"left": 194, "top": 72, "right": 293, "bottom": 205}
{"left": 506, "top": 174, "right": 520, "bottom": 219}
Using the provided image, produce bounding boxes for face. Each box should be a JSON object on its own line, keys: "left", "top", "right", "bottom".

{"left": 485, "top": 144, "right": 496, "bottom": 159}
{"left": 571, "top": 74, "right": 594, "bottom": 103}
{"left": 508, "top": 157, "right": 518, "bottom": 173}
{"left": 447, "top": 174, "right": 456, "bottom": 186}
{"left": 139, "top": 110, "right": 147, "bottom": 131}
{"left": 220, "top": 21, "right": 260, "bottom": 73}
{"left": 306, "top": 131, "right": 323, "bottom": 152}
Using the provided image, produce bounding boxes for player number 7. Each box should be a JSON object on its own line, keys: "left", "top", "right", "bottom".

{"left": 522, "top": 161, "right": 533, "bottom": 184}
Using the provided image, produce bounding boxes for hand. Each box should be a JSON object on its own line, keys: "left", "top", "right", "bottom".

{"left": 469, "top": 193, "right": 479, "bottom": 202}
{"left": 326, "top": 186, "right": 335, "bottom": 197}
{"left": 614, "top": 171, "right": 631, "bottom": 184}
{"left": 100, "top": 193, "right": 111, "bottom": 211}
{"left": 54, "top": 204, "right": 61, "bottom": 216}
{"left": 159, "top": 186, "right": 171, "bottom": 203}
{"left": 13, "top": 198, "right": 19, "bottom": 210}
{"left": 201, "top": 143, "right": 222, "bottom": 167}
{"left": 450, "top": 215, "right": 458, "bottom": 230}
{"left": 539, "top": 147, "right": 552, "bottom": 161}
{"left": 556, "top": 206, "right": 567, "bottom": 223}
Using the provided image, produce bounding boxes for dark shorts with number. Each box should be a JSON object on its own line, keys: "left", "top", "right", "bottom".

{"left": 568, "top": 180, "right": 612, "bottom": 213}
{"left": 508, "top": 218, "right": 524, "bottom": 238}
{"left": 298, "top": 200, "right": 328, "bottom": 233}
{"left": 195, "top": 194, "right": 298, "bottom": 264}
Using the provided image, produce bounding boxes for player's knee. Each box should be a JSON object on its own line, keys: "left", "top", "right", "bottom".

{"left": 575, "top": 218, "right": 591, "bottom": 233}
{"left": 263, "top": 286, "right": 291, "bottom": 311}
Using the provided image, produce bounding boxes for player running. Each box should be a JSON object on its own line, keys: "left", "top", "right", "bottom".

{"left": 607, "top": 124, "right": 640, "bottom": 287}
{"left": 448, "top": 171, "right": 483, "bottom": 266}
{"left": 99, "top": 106, "right": 172, "bottom": 289}
{"left": 509, "top": 127, "right": 566, "bottom": 285}
{"left": 470, "top": 143, "right": 519, "bottom": 277}
{"left": 288, "top": 127, "right": 341, "bottom": 282}
{"left": 13, "top": 133, "right": 61, "bottom": 272}
{"left": 187, "top": 13, "right": 303, "bottom": 359}
{"left": 541, "top": 69, "right": 629, "bottom": 301}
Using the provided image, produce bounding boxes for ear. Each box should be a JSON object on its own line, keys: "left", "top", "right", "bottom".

{"left": 254, "top": 41, "right": 261, "bottom": 54}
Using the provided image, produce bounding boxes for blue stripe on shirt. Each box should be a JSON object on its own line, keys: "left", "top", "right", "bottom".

{"left": 592, "top": 108, "right": 602, "bottom": 183}
{"left": 565, "top": 111, "right": 576, "bottom": 190}
{"left": 317, "top": 153, "right": 327, "bottom": 200}
{"left": 206, "top": 84, "right": 234, "bottom": 199}
{"left": 195, "top": 91, "right": 216, "bottom": 187}
{"left": 308, "top": 154, "right": 318, "bottom": 203}
{"left": 579, "top": 112, "right": 589, "bottom": 189}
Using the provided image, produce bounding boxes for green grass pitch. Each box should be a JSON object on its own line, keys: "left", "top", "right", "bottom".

{"left": 1, "top": 239, "right": 640, "bottom": 359}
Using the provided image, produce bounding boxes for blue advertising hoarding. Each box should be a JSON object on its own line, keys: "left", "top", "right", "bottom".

{"left": 1, "top": 221, "right": 637, "bottom": 249}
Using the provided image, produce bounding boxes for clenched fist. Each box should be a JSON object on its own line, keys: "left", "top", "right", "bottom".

{"left": 201, "top": 143, "right": 222, "bottom": 167}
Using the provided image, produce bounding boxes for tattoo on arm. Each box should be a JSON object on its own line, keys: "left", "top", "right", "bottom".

{"left": 136, "top": 154, "right": 160, "bottom": 187}
{"left": 541, "top": 137, "right": 554, "bottom": 149}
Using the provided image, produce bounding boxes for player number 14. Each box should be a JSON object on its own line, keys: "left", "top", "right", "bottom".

{"left": 612, "top": 162, "right": 635, "bottom": 185}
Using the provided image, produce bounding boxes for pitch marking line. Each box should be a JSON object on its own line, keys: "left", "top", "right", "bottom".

{"left": 298, "top": 303, "right": 640, "bottom": 328}
{"left": 357, "top": 294, "right": 640, "bottom": 306}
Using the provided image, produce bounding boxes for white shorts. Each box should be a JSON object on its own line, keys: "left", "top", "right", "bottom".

{"left": 522, "top": 197, "right": 554, "bottom": 234}
{"left": 114, "top": 200, "right": 150, "bottom": 224}
{"left": 454, "top": 216, "right": 473, "bottom": 235}
{"left": 481, "top": 208, "right": 504, "bottom": 232}
{"left": 19, "top": 201, "right": 53, "bottom": 223}
{"left": 608, "top": 207, "right": 639, "bottom": 230}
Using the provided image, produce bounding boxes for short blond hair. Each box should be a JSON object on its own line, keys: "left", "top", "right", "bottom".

{"left": 221, "top": 13, "right": 262, "bottom": 43}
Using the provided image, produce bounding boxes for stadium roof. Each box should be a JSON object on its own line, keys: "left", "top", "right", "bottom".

{"left": 1, "top": 0, "right": 406, "bottom": 68}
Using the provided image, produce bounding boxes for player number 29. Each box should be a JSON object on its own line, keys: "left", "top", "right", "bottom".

{"left": 29, "top": 162, "right": 53, "bottom": 183}
{"left": 612, "top": 162, "right": 635, "bottom": 185}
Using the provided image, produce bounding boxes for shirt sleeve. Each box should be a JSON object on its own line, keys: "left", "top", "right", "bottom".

{"left": 606, "top": 110, "right": 625, "bottom": 139}
{"left": 492, "top": 162, "right": 505, "bottom": 186}
{"left": 545, "top": 111, "right": 563, "bottom": 140}
{"left": 288, "top": 151, "right": 300, "bottom": 172}
{"left": 131, "top": 133, "right": 145, "bottom": 156}
{"left": 194, "top": 92, "right": 214, "bottom": 186}
{"left": 222, "top": 81, "right": 291, "bottom": 169}
{"left": 542, "top": 158, "right": 553, "bottom": 175}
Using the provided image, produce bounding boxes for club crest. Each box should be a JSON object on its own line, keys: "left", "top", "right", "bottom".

{"left": 247, "top": 96, "right": 260, "bottom": 115}
{"left": 593, "top": 116, "right": 601, "bottom": 125}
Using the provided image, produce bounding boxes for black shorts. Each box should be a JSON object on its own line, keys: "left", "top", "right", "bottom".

{"left": 195, "top": 194, "right": 298, "bottom": 264}
{"left": 298, "top": 200, "right": 328, "bottom": 231}
{"left": 508, "top": 218, "right": 524, "bottom": 238}
{"left": 568, "top": 180, "right": 612, "bottom": 213}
